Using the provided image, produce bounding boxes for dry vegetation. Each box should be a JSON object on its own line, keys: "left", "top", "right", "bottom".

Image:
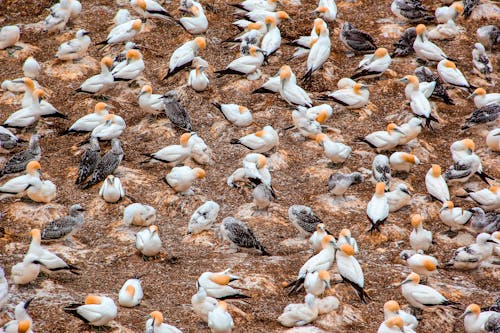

{"left": 0, "top": 0, "right": 499, "bottom": 332}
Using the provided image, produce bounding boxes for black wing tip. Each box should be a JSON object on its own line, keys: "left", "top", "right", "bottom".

{"left": 252, "top": 87, "right": 274, "bottom": 94}
{"left": 229, "top": 138, "right": 240, "bottom": 144}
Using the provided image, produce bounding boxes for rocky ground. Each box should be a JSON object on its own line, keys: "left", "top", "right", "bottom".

{"left": 0, "top": 0, "right": 499, "bottom": 332}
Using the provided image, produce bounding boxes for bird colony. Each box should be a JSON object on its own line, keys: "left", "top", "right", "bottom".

{"left": 0, "top": 0, "right": 499, "bottom": 332}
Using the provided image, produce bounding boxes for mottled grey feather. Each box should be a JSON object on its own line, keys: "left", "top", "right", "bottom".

{"left": 222, "top": 217, "right": 268, "bottom": 254}
{"left": 163, "top": 90, "right": 192, "bottom": 131}
{"left": 0, "top": 134, "right": 41, "bottom": 177}
{"left": 83, "top": 138, "right": 123, "bottom": 188}
{"left": 41, "top": 204, "right": 85, "bottom": 240}
{"left": 76, "top": 137, "right": 101, "bottom": 184}
{"left": 340, "top": 23, "right": 377, "bottom": 53}
{"left": 415, "top": 66, "right": 454, "bottom": 105}
{"left": 288, "top": 205, "right": 323, "bottom": 234}
{"left": 462, "top": 104, "right": 499, "bottom": 130}
{"left": 392, "top": 27, "right": 416, "bottom": 57}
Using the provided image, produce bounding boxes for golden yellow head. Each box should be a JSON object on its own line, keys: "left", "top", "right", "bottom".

{"left": 23, "top": 77, "right": 35, "bottom": 91}
{"left": 150, "top": 311, "right": 163, "bottom": 325}
{"left": 254, "top": 129, "right": 264, "bottom": 137}
{"left": 194, "top": 168, "right": 206, "bottom": 179}
{"left": 316, "top": 110, "right": 328, "bottom": 124}
{"left": 431, "top": 164, "right": 441, "bottom": 177}
{"left": 149, "top": 225, "right": 158, "bottom": 232}
{"left": 238, "top": 105, "right": 248, "bottom": 114}
{"left": 410, "top": 214, "right": 423, "bottom": 228}
{"left": 472, "top": 88, "right": 486, "bottom": 96}
{"left": 141, "top": 85, "right": 153, "bottom": 94}
{"left": 101, "top": 56, "right": 113, "bottom": 67}
{"left": 257, "top": 155, "right": 266, "bottom": 169}
{"left": 180, "top": 132, "right": 191, "bottom": 146}
{"left": 490, "top": 186, "right": 499, "bottom": 193}
{"left": 85, "top": 295, "right": 101, "bottom": 305}
{"left": 29, "top": 228, "right": 41, "bottom": 239}
{"left": 339, "top": 228, "right": 351, "bottom": 238}
{"left": 26, "top": 160, "right": 41, "bottom": 174}
{"left": 218, "top": 300, "right": 228, "bottom": 311}
{"left": 416, "top": 24, "right": 426, "bottom": 35}
{"left": 318, "top": 270, "right": 330, "bottom": 281}
{"left": 453, "top": 3, "right": 464, "bottom": 14}
{"left": 279, "top": 65, "right": 292, "bottom": 81}
{"left": 402, "top": 153, "right": 416, "bottom": 164}
{"left": 465, "top": 304, "right": 481, "bottom": 315}
{"left": 443, "top": 60, "right": 456, "bottom": 69}
{"left": 315, "top": 133, "right": 327, "bottom": 143}
{"left": 386, "top": 123, "right": 398, "bottom": 133}
{"left": 375, "top": 182, "right": 385, "bottom": 195}
{"left": 384, "top": 300, "right": 400, "bottom": 312}
{"left": 17, "top": 320, "right": 31, "bottom": 333}
{"left": 125, "top": 284, "right": 135, "bottom": 296}
{"left": 209, "top": 274, "right": 230, "bottom": 285}
{"left": 386, "top": 316, "right": 404, "bottom": 329}
{"left": 248, "top": 22, "right": 262, "bottom": 31}
{"left": 126, "top": 49, "right": 141, "bottom": 60}
{"left": 315, "top": 6, "right": 328, "bottom": 13}
{"left": 423, "top": 259, "right": 436, "bottom": 271}
{"left": 264, "top": 16, "right": 276, "bottom": 25}
{"left": 408, "top": 272, "right": 420, "bottom": 283}
{"left": 461, "top": 139, "right": 475, "bottom": 151}
{"left": 321, "top": 235, "right": 335, "bottom": 248}
{"left": 374, "top": 48, "right": 388, "bottom": 58}
{"left": 132, "top": 19, "right": 142, "bottom": 31}
{"left": 194, "top": 37, "right": 206, "bottom": 49}
{"left": 104, "top": 113, "right": 115, "bottom": 121}
{"left": 277, "top": 11, "right": 290, "bottom": 20}
{"left": 340, "top": 244, "right": 355, "bottom": 256}
{"left": 444, "top": 201, "right": 454, "bottom": 209}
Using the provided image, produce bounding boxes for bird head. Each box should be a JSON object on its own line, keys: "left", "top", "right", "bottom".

{"left": 398, "top": 272, "right": 420, "bottom": 286}
{"left": 386, "top": 316, "right": 404, "bottom": 329}
{"left": 423, "top": 258, "right": 436, "bottom": 271}
{"left": 140, "top": 85, "right": 153, "bottom": 95}
{"left": 460, "top": 304, "right": 480, "bottom": 318}
{"left": 383, "top": 300, "right": 400, "bottom": 313}
{"left": 132, "top": 19, "right": 142, "bottom": 31}
{"left": 321, "top": 235, "right": 336, "bottom": 249}
{"left": 179, "top": 132, "right": 191, "bottom": 146}
{"left": 26, "top": 160, "right": 42, "bottom": 176}
{"left": 375, "top": 182, "right": 385, "bottom": 196}
{"left": 209, "top": 273, "right": 230, "bottom": 285}
{"left": 276, "top": 11, "right": 290, "bottom": 20}
{"left": 194, "top": 168, "right": 206, "bottom": 179}
{"left": 149, "top": 225, "right": 158, "bottom": 233}
{"left": 340, "top": 244, "right": 355, "bottom": 256}
{"left": 431, "top": 164, "right": 441, "bottom": 177}
{"left": 315, "top": 133, "right": 327, "bottom": 144}
{"left": 150, "top": 311, "right": 163, "bottom": 326}
{"left": 238, "top": 105, "right": 248, "bottom": 114}
{"left": 194, "top": 37, "right": 207, "bottom": 49}
{"left": 315, "top": 110, "right": 328, "bottom": 124}
{"left": 29, "top": 228, "right": 41, "bottom": 241}
{"left": 101, "top": 56, "right": 113, "bottom": 68}
{"left": 257, "top": 154, "right": 267, "bottom": 169}
{"left": 410, "top": 214, "right": 423, "bottom": 228}
{"left": 374, "top": 47, "right": 388, "bottom": 58}
{"left": 442, "top": 60, "right": 456, "bottom": 69}
{"left": 125, "top": 284, "right": 135, "bottom": 297}
{"left": 17, "top": 320, "right": 31, "bottom": 333}
{"left": 452, "top": 2, "right": 464, "bottom": 14}
{"left": 85, "top": 295, "right": 102, "bottom": 305}
{"left": 468, "top": 87, "right": 486, "bottom": 99}
{"left": 415, "top": 24, "right": 426, "bottom": 35}
{"left": 440, "top": 201, "right": 454, "bottom": 212}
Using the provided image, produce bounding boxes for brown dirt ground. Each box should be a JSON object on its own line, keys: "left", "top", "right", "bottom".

{"left": 0, "top": 0, "right": 499, "bottom": 332}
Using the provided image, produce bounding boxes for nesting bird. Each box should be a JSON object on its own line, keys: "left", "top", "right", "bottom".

{"left": 367, "top": 182, "right": 389, "bottom": 233}
{"left": 164, "top": 37, "right": 207, "bottom": 79}
{"left": 123, "top": 203, "right": 157, "bottom": 227}
{"left": 409, "top": 214, "right": 432, "bottom": 252}
{"left": 64, "top": 295, "right": 117, "bottom": 327}
{"left": 188, "top": 200, "right": 220, "bottom": 234}
{"left": 208, "top": 300, "right": 235, "bottom": 333}
{"left": 425, "top": 164, "right": 450, "bottom": 203}
{"left": 56, "top": 29, "right": 91, "bottom": 61}
{"left": 219, "top": 217, "right": 269, "bottom": 255}
{"left": 212, "top": 102, "right": 254, "bottom": 127}
{"left": 0, "top": 25, "right": 20, "bottom": 49}
{"left": 327, "top": 171, "right": 363, "bottom": 197}
{"left": 76, "top": 57, "right": 114, "bottom": 94}
{"left": 398, "top": 273, "right": 458, "bottom": 310}
{"left": 230, "top": 125, "right": 278, "bottom": 153}
{"left": 136, "top": 225, "right": 162, "bottom": 259}
{"left": 99, "top": 175, "right": 124, "bottom": 203}
{"left": 165, "top": 166, "right": 205, "bottom": 195}
{"left": 316, "top": 134, "right": 352, "bottom": 165}
{"left": 351, "top": 48, "right": 391, "bottom": 80}
{"left": 118, "top": 278, "right": 143, "bottom": 307}
{"left": 41, "top": 204, "right": 85, "bottom": 243}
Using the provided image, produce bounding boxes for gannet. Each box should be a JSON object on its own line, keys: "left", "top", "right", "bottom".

{"left": 67, "top": 103, "right": 112, "bottom": 133}
{"left": 188, "top": 201, "right": 220, "bottom": 235}
{"left": 142, "top": 132, "right": 192, "bottom": 166}
{"left": 437, "top": 60, "right": 474, "bottom": 92}
{"left": 132, "top": 0, "right": 172, "bottom": 19}
{"left": 231, "top": 0, "right": 278, "bottom": 12}
{"left": 123, "top": 203, "right": 157, "bottom": 227}
{"left": 392, "top": 27, "right": 416, "bottom": 57}
{"left": 378, "top": 316, "right": 405, "bottom": 333}
{"left": 309, "top": 223, "right": 329, "bottom": 253}
{"left": 286, "top": 19, "right": 327, "bottom": 59}
{"left": 197, "top": 270, "right": 250, "bottom": 299}
{"left": 463, "top": 0, "right": 480, "bottom": 18}
{"left": 227, "top": 153, "right": 271, "bottom": 188}
{"left": 0, "top": 161, "right": 42, "bottom": 196}
{"left": 399, "top": 75, "right": 437, "bottom": 127}
{"left": 22, "top": 57, "right": 41, "bottom": 79}
{"left": 304, "top": 270, "right": 331, "bottom": 297}
{"left": 27, "top": 178, "right": 56, "bottom": 204}
{"left": 11, "top": 254, "right": 40, "bottom": 285}
{"left": 336, "top": 229, "right": 359, "bottom": 255}
{"left": 28, "top": 229, "right": 79, "bottom": 273}
{"left": 351, "top": 48, "right": 392, "bottom": 80}
{"left": 146, "top": 311, "right": 182, "bottom": 333}
{"left": 188, "top": 132, "right": 212, "bottom": 165}
{"left": 399, "top": 273, "right": 457, "bottom": 310}
{"left": 215, "top": 45, "right": 266, "bottom": 80}
{"left": 114, "top": 9, "right": 132, "bottom": 26}
{"left": 118, "top": 278, "right": 143, "bottom": 307}
{"left": 436, "top": 2, "right": 463, "bottom": 23}
{"left": 41, "top": 204, "right": 85, "bottom": 242}
{"left": 373, "top": 155, "right": 391, "bottom": 190}
{"left": 2, "top": 299, "right": 34, "bottom": 332}
{"left": 76, "top": 57, "right": 114, "bottom": 94}
{"left": 0, "top": 25, "right": 20, "bottom": 49}
{"left": 192, "top": 287, "right": 217, "bottom": 323}
{"left": 212, "top": 102, "right": 253, "bottom": 127}
{"left": 260, "top": 16, "right": 281, "bottom": 56}
{"left": 468, "top": 186, "right": 500, "bottom": 211}
{"left": 398, "top": 118, "right": 423, "bottom": 144}
{"left": 164, "top": 37, "right": 206, "bottom": 79}
{"left": 208, "top": 301, "right": 234, "bottom": 333}
{"left": 43, "top": 0, "right": 71, "bottom": 33}
{"left": 64, "top": 295, "right": 117, "bottom": 327}
{"left": 476, "top": 25, "right": 499, "bottom": 50}
{"left": 111, "top": 49, "right": 144, "bottom": 81}
{"left": 219, "top": 216, "right": 269, "bottom": 255}
{"left": 461, "top": 304, "right": 499, "bottom": 333}
{"left": 386, "top": 184, "right": 411, "bottom": 212}
{"left": 3, "top": 89, "right": 46, "bottom": 128}
{"left": 99, "top": 175, "right": 124, "bottom": 203}
{"left": 361, "top": 123, "right": 405, "bottom": 152}
{"left": 0, "top": 267, "right": 7, "bottom": 308}
{"left": 439, "top": 201, "right": 473, "bottom": 233}
{"left": 288, "top": 205, "right": 324, "bottom": 238}
{"left": 486, "top": 128, "right": 500, "bottom": 152}
{"left": 336, "top": 243, "right": 369, "bottom": 302}
{"left": 428, "top": 19, "right": 465, "bottom": 40}
{"left": 327, "top": 171, "right": 363, "bottom": 196}
{"left": 446, "top": 233, "right": 494, "bottom": 270}
{"left": 136, "top": 225, "right": 162, "bottom": 258}
{"left": 230, "top": 125, "right": 278, "bottom": 153}
{"left": 178, "top": 2, "right": 208, "bottom": 34}
{"left": 96, "top": 19, "right": 142, "bottom": 46}
{"left": 0, "top": 126, "right": 18, "bottom": 154}
{"left": 314, "top": 0, "right": 337, "bottom": 21}
{"left": 367, "top": 182, "right": 389, "bottom": 233}
{"left": 391, "top": 0, "right": 433, "bottom": 22}
{"left": 188, "top": 64, "right": 209, "bottom": 92}
{"left": 83, "top": 138, "right": 123, "bottom": 188}
{"left": 0, "top": 134, "right": 41, "bottom": 178}
{"left": 302, "top": 25, "right": 330, "bottom": 81}
{"left": 318, "top": 83, "right": 370, "bottom": 110}
{"left": 278, "top": 293, "right": 319, "bottom": 327}
{"left": 383, "top": 300, "right": 418, "bottom": 332}
{"left": 279, "top": 65, "right": 312, "bottom": 106}
{"left": 91, "top": 114, "right": 126, "bottom": 140}
{"left": 163, "top": 90, "right": 193, "bottom": 131}
{"left": 236, "top": 10, "right": 290, "bottom": 29}
{"left": 165, "top": 166, "right": 205, "bottom": 195}
{"left": 469, "top": 88, "right": 499, "bottom": 108}
{"left": 390, "top": 152, "right": 421, "bottom": 173}
{"left": 56, "top": 29, "right": 91, "bottom": 61}
{"left": 409, "top": 214, "right": 432, "bottom": 251}
{"left": 462, "top": 105, "right": 499, "bottom": 131}
{"left": 425, "top": 164, "right": 450, "bottom": 203}
{"left": 413, "top": 24, "right": 452, "bottom": 61}
{"left": 251, "top": 177, "right": 276, "bottom": 215}
{"left": 285, "top": 235, "right": 336, "bottom": 294}
{"left": 75, "top": 137, "right": 101, "bottom": 185}
{"left": 290, "top": 108, "right": 325, "bottom": 139}
{"left": 340, "top": 22, "right": 377, "bottom": 54}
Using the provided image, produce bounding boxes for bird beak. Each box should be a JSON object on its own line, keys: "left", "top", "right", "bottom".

{"left": 459, "top": 310, "right": 470, "bottom": 319}
{"left": 439, "top": 206, "right": 447, "bottom": 212}
{"left": 467, "top": 93, "right": 475, "bottom": 99}
{"left": 398, "top": 78, "right": 408, "bottom": 83}
{"left": 396, "top": 279, "right": 409, "bottom": 287}
{"left": 325, "top": 280, "right": 332, "bottom": 290}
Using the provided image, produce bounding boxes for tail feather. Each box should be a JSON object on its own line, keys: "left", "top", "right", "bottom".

{"left": 230, "top": 138, "right": 241, "bottom": 145}
{"left": 351, "top": 70, "right": 380, "bottom": 80}
{"left": 252, "top": 87, "right": 275, "bottom": 94}
{"left": 342, "top": 276, "right": 371, "bottom": 303}
{"left": 285, "top": 277, "right": 305, "bottom": 295}
{"left": 258, "top": 244, "right": 270, "bottom": 256}
{"left": 476, "top": 171, "right": 494, "bottom": 184}
{"left": 64, "top": 304, "right": 89, "bottom": 323}
{"left": 355, "top": 137, "right": 377, "bottom": 149}
{"left": 217, "top": 293, "right": 251, "bottom": 300}
{"left": 214, "top": 68, "right": 245, "bottom": 77}
{"left": 41, "top": 112, "right": 67, "bottom": 119}
{"left": 301, "top": 69, "right": 313, "bottom": 82}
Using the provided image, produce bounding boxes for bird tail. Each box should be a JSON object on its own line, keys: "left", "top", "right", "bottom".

{"left": 217, "top": 293, "right": 251, "bottom": 300}
{"left": 230, "top": 138, "right": 241, "bottom": 145}
{"left": 64, "top": 303, "right": 89, "bottom": 323}
{"left": 476, "top": 171, "right": 494, "bottom": 184}
{"left": 214, "top": 68, "right": 244, "bottom": 77}
{"left": 355, "top": 137, "right": 377, "bottom": 149}
{"left": 211, "top": 102, "right": 222, "bottom": 110}
{"left": 258, "top": 244, "right": 270, "bottom": 256}
{"left": 252, "top": 87, "right": 274, "bottom": 94}
{"left": 301, "top": 69, "right": 313, "bottom": 82}
{"left": 41, "top": 111, "right": 68, "bottom": 119}
{"left": 285, "top": 277, "right": 305, "bottom": 295}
